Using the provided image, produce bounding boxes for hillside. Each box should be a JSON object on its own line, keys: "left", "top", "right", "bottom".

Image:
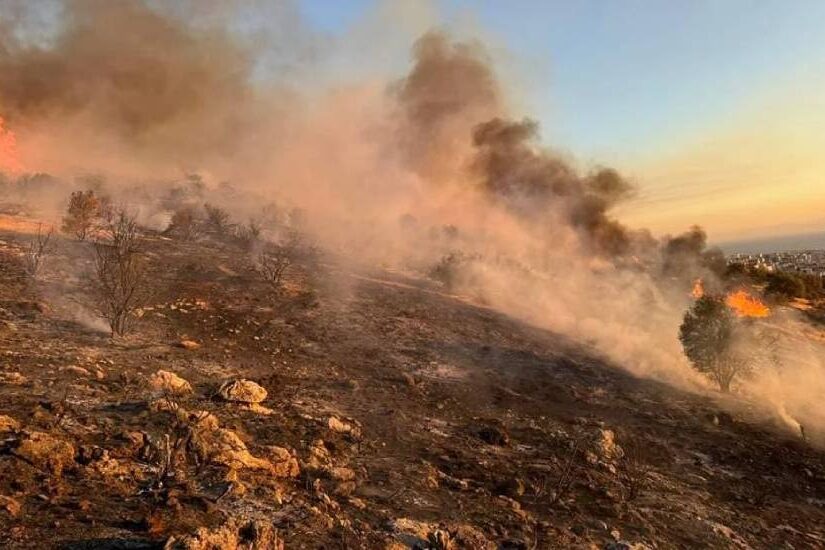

{"left": 0, "top": 216, "right": 823, "bottom": 549}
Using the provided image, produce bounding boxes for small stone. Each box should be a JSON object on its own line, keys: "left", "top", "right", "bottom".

{"left": 148, "top": 398, "right": 180, "bottom": 413}
{"left": 327, "top": 416, "right": 362, "bottom": 439}
{"left": 324, "top": 466, "right": 356, "bottom": 482}
{"left": 595, "top": 429, "right": 624, "bottom": 462}
{"left": 267, "top": 446, "right": 300, "bottom": 478}
{"left": 177, "top": 340, "right": 201, "bottom": 350}
{"left": 0, "top": 372, "right": 27, "bottom": 385}
{"left": 348, "top": 497, "right": 367, "bottom": 510}
{"left": 63, "top": 366, "right": 92, "bottom": 377}
{"left": 0, "top": 415, "right": 20, "bottom": 432}
{"left": 217, "top": 379, "right": 267, "bottom": 404}
{"left": 148, "top": 370, "right": 193, "bottom": 395}
{"left": 0, "top": 495, "right": 21, "bottom": 517}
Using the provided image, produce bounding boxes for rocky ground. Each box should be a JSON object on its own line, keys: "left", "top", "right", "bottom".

{"left": 1, "top": 215, "right": 825, "bottom": 549}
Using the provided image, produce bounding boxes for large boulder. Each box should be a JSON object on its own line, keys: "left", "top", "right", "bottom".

{"left": 218, "top": 379, "right": 267, "bottom": 404}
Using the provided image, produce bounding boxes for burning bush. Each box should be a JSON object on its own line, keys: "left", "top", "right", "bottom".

{"left": 91, "top": 209, "right": 149, "bottom": 336}
{"left": 62, "top": 190, "right": 103, "bottom": 241}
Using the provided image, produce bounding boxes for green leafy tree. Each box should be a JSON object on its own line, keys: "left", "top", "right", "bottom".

{"left": 679, "top": 296, "right": 750, "bottom": 392}
{"left": 765, "top": 271, "right": 806, "bottom": 300}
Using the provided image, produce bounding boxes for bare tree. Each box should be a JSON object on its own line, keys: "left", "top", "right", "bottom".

{"left": 92, "top": 209, "right": 148, "bottom": 336}
{"left": 62, "top": 190, "right": 101, "bottom": 241}
{"left": 235, "top": 218, "right": 262, "bottom": 251}
{"left": 203, "top": 203, "right": 232, "bottom": 236}
{"left": 166, "top": 206, "right": 202, "bottom": 241}
{"left": 255, "top": 245, "right": 291, "bottom": 292}
{"left": 24, "top": 223, "right": 54, "bottom": 278}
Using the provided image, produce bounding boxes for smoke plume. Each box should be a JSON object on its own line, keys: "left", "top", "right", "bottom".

{"left": 2, "top": 1, "right": 824, "bottom": 443}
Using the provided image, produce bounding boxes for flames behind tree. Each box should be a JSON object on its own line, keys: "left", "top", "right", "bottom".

{"left": 725, "top": 290, "right": 770, "bottom": 319}
{"left": 690, "top": 278, "right": 770, "bottom": 319}
{"left": 692, "top": 278, "right": 705, "bottom": 299}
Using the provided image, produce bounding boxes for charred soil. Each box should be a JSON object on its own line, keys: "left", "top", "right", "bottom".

{"left": 0, "top": 221, "right": 824, "bottom": 549}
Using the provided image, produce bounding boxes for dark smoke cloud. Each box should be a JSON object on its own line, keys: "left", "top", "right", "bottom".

{"left": 470, "top": 117, "right": 636, "bottom": 255}
{"left": 393, "top": 31, "right": 641, "bottom": 256}
{"left": 0, "top": 0, "right": 258, "bottom": 163}
{"left": 662, "top": 225, "right": 727, "bottom": 281}
{"left": 393, "top": 30, "right": 502, "bottom": 182}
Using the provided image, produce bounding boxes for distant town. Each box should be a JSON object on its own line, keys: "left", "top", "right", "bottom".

{"left": 728, "top": 249, "right": 825, "bottom": 279}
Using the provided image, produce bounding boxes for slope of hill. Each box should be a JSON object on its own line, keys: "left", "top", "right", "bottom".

{"left": 0, "top": 219, "right": 824, "bottom": 549}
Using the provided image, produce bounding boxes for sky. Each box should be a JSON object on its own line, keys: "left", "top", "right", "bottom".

{"left": 3, "top": 0, "right": 824, "bottom": 244}
{"left": 297, "top": 0, "right": 825, "bottom": 244}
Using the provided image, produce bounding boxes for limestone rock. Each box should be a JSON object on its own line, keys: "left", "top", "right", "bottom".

{"left": 166, "top": 517, "right": 283, "bottom": 550}
{"left": 267, "top": 446, "right": 300, "bottom": 478}
{"left": 149, "top": 398, "right": 180, "bottom": 413}
{"left": 0, "top": 414, "right": 20, "bottom": 432}
{"left": 0, "top": 372, "right": 26, "bottom": 385}
{"left": 324, "top": 466, "right": 356, "bottom": 482}
{"left": 13, "top": 431, "right": 75, "bottom": 475}
{"left": 218, "top": 379, "right": 267, "bottom": 404}
{"left": 327, "top": 416, "right": 361, "bottom": 439}
{"left": 595, "top": 429, "right": 624, "bottom": 462}
{"left": 192, "top": 428, "right": 273, "bottom": 471}
{"left": 149, "top": 370, "right": 193, "bottom": 395}
{"left": 177, "top": 340, "right": 201, "bottom": 350}
{"left": 63, "top": 365, "right": 92, "bottom": 377}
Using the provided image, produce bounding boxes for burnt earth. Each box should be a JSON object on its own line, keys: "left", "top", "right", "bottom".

{"left": 0, "top": 221, "right": 824, "bottom": 549}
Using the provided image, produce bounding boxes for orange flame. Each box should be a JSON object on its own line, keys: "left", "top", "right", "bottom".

{"left": 725, "top": 290, "right": 770, "bottom": 318}
{"left": 0, "top": 116, "right": 24, "bottom": 174}
{"left": 691, "top": 278, "right": 704, "bottom": 299}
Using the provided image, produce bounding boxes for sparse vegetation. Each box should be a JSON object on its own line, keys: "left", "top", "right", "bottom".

{"left": 429, "top": 251, "right": 476, "bottom": 291}
{"left": 679, "top": 295, "right": 751, "bottom": 392}
{"left": 203, "top": 202, "right": 233, "bottom": 236}
{"left": 765, "top": 271, "right": 807, "bottom": 300}
{"left": 23, "top": 223, "right": 53, "bottom": 278}
{"left": 235, "top": 218, "right": 262, "bottom": 251}
{"left": 166, "top": 206, "right": 202, "bottom": 241}
{"left": 62, "top": 190, "right": 102, "bottom": 241}
{"left": 616, "top": 436, "right": 649, "bottom": 502}
{"left": 91, "top": 208, "right": 149, "bottom": 336}
{"left": 255, "top": 244, "right": 292, "bottom": 292}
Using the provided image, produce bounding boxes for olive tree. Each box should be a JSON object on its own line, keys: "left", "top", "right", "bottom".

{"left": 679, "top": 296, "right": 750, "bottom": 392}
